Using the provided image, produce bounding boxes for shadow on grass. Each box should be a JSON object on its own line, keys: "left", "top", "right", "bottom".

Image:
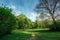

{"left": 0, "top": 32, "right": 31, "bottom": 40}
{"left": 0, "top": 29, "right": 60, "bottom": 40}
{"left": 28, "top": 30, "right": 60, "bottom": 33}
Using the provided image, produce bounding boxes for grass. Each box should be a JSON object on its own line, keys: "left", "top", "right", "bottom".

{"left": 0, "top": 29, "right": 60, "bottom": 40}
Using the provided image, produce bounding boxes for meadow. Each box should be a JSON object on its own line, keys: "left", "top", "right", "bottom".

{"left": 0, "top": 29, "right": 60, "bottom": 40}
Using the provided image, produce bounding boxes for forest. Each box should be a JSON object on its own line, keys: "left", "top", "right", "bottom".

{"left": 0, "top": 0, "right": 60, "bottom": 40}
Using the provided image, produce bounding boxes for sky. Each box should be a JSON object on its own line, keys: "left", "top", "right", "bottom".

{"left": 0, "top": 0, "right": 39, "bottom": 21}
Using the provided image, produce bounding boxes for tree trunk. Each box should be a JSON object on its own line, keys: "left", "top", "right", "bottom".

{"left": 50, "top": 13, "right": 57, "bottom": 30}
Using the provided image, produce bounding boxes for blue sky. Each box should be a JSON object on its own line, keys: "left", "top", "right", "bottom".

{"left": 0, "top": 0, "right": 38, "bottom": 21}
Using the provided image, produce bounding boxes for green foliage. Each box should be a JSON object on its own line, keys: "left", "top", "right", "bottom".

{"left": 34, "top": 20, "right": 47, "bottom": 28}
{"left": 0, "top": 7, "right": 18, "bottom": 36}
{"left": 17, "top": 14, "right": 33, "bottom": 29}
{"left": 35, "top": 0, "right": 60, "bottom": 31}
{"left": 47, "top": 20, "right": 60, "bottom": 31}
{"left": 54, "top": 20, "right": 60, "bottom": 31}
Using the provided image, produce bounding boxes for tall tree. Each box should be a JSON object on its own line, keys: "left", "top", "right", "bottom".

{"left": 39, "top": 12, "right": 46, "bottom": 28}
{"left": 39, "top": 12, "right": 46, "bottom": 20}
{"left": 17, "top": 14, "right": 27, "bottom": 29}
{"left": 17, "top": 14, "right": 33, "bottom": 29}
{"left": 35, "top": 0, "right": 60, "bottom": 30}
{"left": 0, "top": 7, "right": 18, "bottom": 36}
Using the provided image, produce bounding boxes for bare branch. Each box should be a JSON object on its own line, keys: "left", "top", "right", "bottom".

{"left": 53, "top": 0, "right": 58, "bottom": 13}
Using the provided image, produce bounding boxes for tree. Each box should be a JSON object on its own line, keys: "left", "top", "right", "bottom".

{"left": 39, "top": 12, "right": 45, "bottom": 20}
{"left": 39, "top": 12, "right": 48, "bottom": 28}
{"left": 35, "top": 0, "right": 60, "bottom": 30}
{"left": 34, "top": 20, "right": 39, "bottom": 28}
{"left": 0, "top": 7, "right": 18, "bottom": 37}
{"left": 17, "top": 14, "right": 33, "bottom": 29}
{"left": 35, "top": 16, "right": 39, "bottom": 28}
{"left": 17, "top": 14, "right": 26, "bottom": 29}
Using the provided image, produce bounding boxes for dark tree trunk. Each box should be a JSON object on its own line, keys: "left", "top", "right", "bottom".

{"left": 51, "top": 13, "right": 57, "bottom": 30}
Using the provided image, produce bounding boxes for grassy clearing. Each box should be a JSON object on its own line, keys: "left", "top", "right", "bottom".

{"left": 0, "top": 30, "right": 31, "bottom": 40}
{"left": 0, "top": 29, "right": 60, "bottom": 40}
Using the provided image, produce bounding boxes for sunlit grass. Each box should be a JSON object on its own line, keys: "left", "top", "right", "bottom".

{"left": 0, "top": 29, "right": 60, "bottom": 40}
{"left": 24, "top": 28, "right": 49, "bottom": 31}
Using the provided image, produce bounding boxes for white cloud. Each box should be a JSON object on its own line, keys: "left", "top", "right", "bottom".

{"left": 7, "top": 5, "right": 21, "bottom": 16}
{"left": 28, "top": 12, "right": 37, "bottom": 21}
{"left": 10, "top": 5, "right": 16, "bottom": 9}
{"left": 31, "top": 12, "right": 37, "bottom": 17}
{"left": 7, "top": 5, "right": 38, "bottom": 21}
{"left": 12, "top": 10, "right": 21, "bottom": 16}
{"left": 7, "top": 5, "right": 16, "bottom": 10}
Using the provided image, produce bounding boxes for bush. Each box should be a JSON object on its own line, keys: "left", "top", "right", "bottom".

{"left": 0, "top": 7, "right": 18, "bottom": 36}
{"left": 49, "top": 20, "right": 60, "bottom": 31}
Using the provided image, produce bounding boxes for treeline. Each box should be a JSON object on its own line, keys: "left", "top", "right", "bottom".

{"left": 16, "top": 13, "right": 60, "bottom": 29}
{"left": 16, "top": 14, "right": 53, "bottom": 29}
{"left": 0, "top": 7, "right": 60, "bottom": 37}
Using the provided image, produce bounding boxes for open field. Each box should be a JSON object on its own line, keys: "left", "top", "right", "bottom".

{"left": 0, "top": 29, "right": 60, "bottom": 40}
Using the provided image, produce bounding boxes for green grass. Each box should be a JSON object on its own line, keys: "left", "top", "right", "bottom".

{"left": 0, "top": 29, "right": 60, "bottom": 40}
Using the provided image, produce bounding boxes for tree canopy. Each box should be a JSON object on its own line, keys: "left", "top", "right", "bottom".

{"left": 0, "top": 7, "right": 18, "bottom": 36}
{"left": 35, "top": 0, "right": 60, "bottom": 30}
